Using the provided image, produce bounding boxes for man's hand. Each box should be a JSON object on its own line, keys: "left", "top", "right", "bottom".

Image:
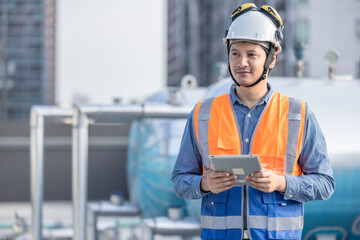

{"left": 200, "top": 169, "right": 238, "bottom": 194}
{"left": 245, "top": 169, "right": 286, "bottom": 193}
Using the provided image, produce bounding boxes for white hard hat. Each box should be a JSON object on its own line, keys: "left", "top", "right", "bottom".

{"left": 224, "top": 4, "right": 284, "bottom": 88}
{"left": 224, "top": 4, "right": 283, "bottom": 54}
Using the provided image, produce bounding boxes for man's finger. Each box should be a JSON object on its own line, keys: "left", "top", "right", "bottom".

{"left": 213, "top": 179, "right": 238, "bottom": 193}
{"left": 250, "top": 170, "right": 267, "bottom": 178}
{"left": 212, "top": 171, "right": 231, "bottom": 178}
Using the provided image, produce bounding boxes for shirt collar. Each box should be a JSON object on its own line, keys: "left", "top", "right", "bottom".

{"left": 229, "top": 82, "right": 274, "bottom": 107}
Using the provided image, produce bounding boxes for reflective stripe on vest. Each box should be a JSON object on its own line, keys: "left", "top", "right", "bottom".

{"left": 286, "top": 97, "right": 304, "bottom": 175}
{"left": 248, "top": 215, "right": 304, "bottom": 231}
{"left": 201, "top": 215, "right": 244, "bottom": 229}
{"left": 194, "top": 97, "right": 215, "bottom": 171}
{"left": 200, "top": 215, "right": 303, "bottom": 231}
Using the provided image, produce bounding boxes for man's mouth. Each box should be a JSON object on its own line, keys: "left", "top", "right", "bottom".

{"left": 235, "top": 68, "right": 251, "bottom": 74}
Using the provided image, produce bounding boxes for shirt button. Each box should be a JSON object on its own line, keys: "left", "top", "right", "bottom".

{"left": 289, "top": 194, "right": 293, "bottom": 198}
{"left": 211, "top": 202, "right": 215, "bottom": 205}
{"left": 247, "top": 113, "right": 251, "bottom": 118}
{"left": 245, "top": 138, "right": 249, "bottom": 143}
{"left": 196, "top": 191, "right": 199, "bottom": 196}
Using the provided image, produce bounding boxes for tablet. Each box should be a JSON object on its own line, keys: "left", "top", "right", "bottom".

{"left": 209, "top": 155, "right": 262, "bottom": 185}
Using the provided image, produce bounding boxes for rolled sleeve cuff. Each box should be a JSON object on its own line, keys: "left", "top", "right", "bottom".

{"left": 284, "top": 175, "right": 301, "bottom": 200}
{"left": 194, "top": 175, "right": 210, "bottom": 199}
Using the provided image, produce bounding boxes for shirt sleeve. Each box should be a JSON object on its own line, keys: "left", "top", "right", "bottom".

{"left": 283, "top": 106, "right": 335, "bottom": 202}
{"left": 171, "top": 109, "right": 209, "bottom": 200}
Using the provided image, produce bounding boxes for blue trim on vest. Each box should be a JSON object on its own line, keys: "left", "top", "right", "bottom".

{"left": 201, "top": 191, "right": 228, "bottom": 215}
{"left": 267, "top": 229, "right": 302, "bottom": 239}
{"left": 201, "top": 228, "right": 244, "bottom": 240}
{"left": 248, "top": 187, "right": 303, "bottom": 217}
{"left": 250, "top": 228, "right": 267, "bottom": 240}
{"left": 250, "top": 228, "right": 302, "bottom": 240}
{"left": 263, "top": 192, "right": 304, "bottom": 218}
{"left": 226, "top": 228, "right": 243, "bottom": 239}
{"left": 248, "top": 186, "right": 267, "bottom": 215}
{"left": 227, "top": 187, "right": 243, "bottom": 216}
{"left": 201, "top": 228, "right": 226, "bottom": 239}
{"left": 201, "top": 188, "right": 243, "bottom": 216}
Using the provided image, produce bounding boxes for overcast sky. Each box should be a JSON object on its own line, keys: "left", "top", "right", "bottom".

{"left": 57, "top": 0, "right": 166, "bottom": 105}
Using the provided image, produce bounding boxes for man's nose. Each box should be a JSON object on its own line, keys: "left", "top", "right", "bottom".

{"left": 237, "top": 56, "right": 249, "bottom": 67}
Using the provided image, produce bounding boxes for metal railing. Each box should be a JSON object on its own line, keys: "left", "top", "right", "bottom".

{"left": 30, "top": 106, "right": 73, "bottom": 240}
{"left": 30, "top": 104, "right": 192, "bottom": 240}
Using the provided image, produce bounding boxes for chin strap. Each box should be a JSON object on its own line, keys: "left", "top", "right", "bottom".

{"left": 227, "top": 43, "right": 276, "bottom": 88}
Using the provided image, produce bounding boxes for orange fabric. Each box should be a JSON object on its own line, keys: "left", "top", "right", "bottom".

{"left": 208, "top": 95, "right": 241, "bottom": 156}
{"left": 251, "top": 93, "right": 291, "bottom": 175}
{"left": 194, "top": 92, "right": 305, "bottom": 176}
{"left": 258, "top": 155, "right": 285, "bottom": 175}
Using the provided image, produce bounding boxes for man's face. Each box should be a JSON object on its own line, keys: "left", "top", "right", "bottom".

{"left": 229, "top": 41, "right": 268, "bottom": 87}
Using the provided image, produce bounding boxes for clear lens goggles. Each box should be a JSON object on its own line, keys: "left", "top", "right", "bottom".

{"left": 231, "top": 3, "right": 283, "bottom": 29}
{"left": 231, "top": 3, "right": 257, "bottom": 21}
{"left": 259, "top": 5, "right": 283, "bottom": 28}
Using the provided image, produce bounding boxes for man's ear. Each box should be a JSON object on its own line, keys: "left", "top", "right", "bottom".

{"left": 269, "top": 54, "right": 277, "bottom": 70}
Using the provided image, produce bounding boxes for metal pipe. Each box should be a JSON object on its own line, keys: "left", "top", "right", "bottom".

{"left": 142, "top": 105, "right": 192, "bottom": 118}
{"left": 30, "top": 106, "right": 73, "bottom": 240}
{"left": 76, "top": 104, "right": 192, "bottom": 124}
{"left": 30, "top": 108, "right": 44, "bottom": 240}
{"left": 72, "top": 107, "right": 89, "bottom": 240}
{"left": 72, "top": 104, "right": 192, "bottom": 240}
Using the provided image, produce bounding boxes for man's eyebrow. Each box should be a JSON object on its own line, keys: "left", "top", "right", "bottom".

{"left": 230, "top": 48, "right": 259, "bottom": 53}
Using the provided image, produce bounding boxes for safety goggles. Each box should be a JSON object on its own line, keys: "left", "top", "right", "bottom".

{"left": 231, "top": 3, "right": 283, "bottom": 29}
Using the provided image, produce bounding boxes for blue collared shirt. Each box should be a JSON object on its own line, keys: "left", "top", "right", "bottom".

{"left": 171, "top": 83, "right": 335, "bottom": 202}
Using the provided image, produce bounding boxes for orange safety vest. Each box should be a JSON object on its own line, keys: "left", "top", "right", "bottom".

{"left": 193, "top": 92, "right": 306, "bottom": 239}
{"left": 193, "top": 92, "right": 305, "bottom": 176}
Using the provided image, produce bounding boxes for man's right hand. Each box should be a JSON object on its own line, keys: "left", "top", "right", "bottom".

{"left": 200, "top": 169, "right": 238, "bottom": 194}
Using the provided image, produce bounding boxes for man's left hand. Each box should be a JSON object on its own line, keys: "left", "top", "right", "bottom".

{"left": 245, "top": 169, "right": 286, "bottom": 193}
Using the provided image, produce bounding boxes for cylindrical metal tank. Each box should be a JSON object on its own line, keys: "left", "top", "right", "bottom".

{"left": 127, "top": 118, "right": 188, "bottom": 217}
{"left": 127, "top": 87, "right": 206, "bottom": 218}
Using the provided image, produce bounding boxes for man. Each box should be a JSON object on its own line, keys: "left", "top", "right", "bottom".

{"left": 171, "top": 3, "right": 334, "bottom": 240}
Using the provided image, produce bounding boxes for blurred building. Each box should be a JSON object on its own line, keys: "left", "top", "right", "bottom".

{"left": 0, "top": 0, "right": 56, "bottom": 120}
{"left": 166, "top": 0, "right": 287, "bottom": 87}
{"left": 290, "top": 0, "right": 360, "bottom": 78}
{"left": 167, "top": 0, "right": 360, "bottom": 87}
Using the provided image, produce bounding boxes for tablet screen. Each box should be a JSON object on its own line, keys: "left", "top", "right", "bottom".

{"left": 209, "top": 154, "right": 262, "bottom": 185}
